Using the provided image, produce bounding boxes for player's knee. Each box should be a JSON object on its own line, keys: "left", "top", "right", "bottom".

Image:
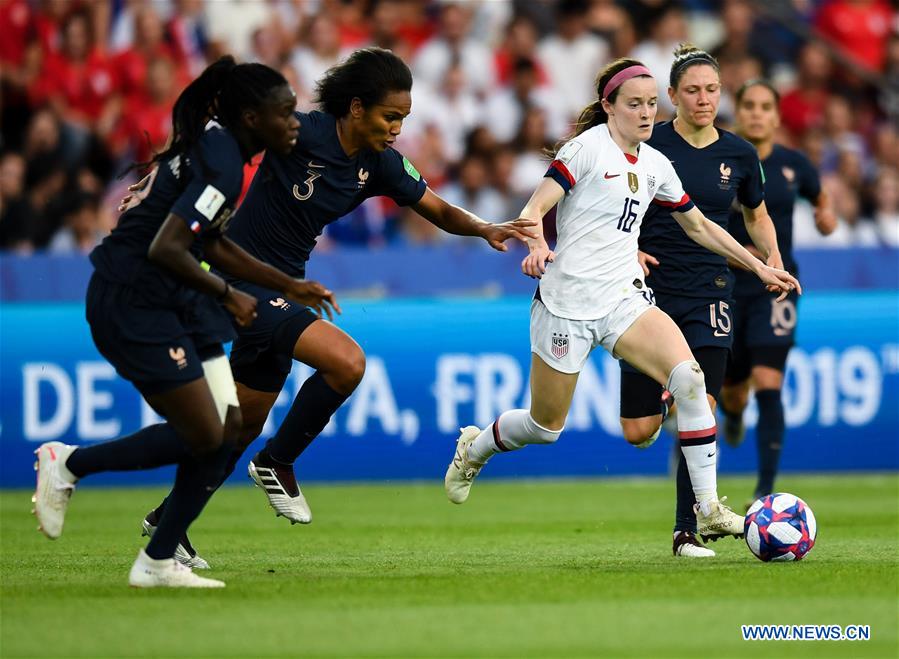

{"left": 188, "top": 423, "right": 225, "bottom": 457}
{"left": 667, "top": 360, "right": 706, "bottom": 400}
{"left": 721, "top": 385, "right": 748, "bottom": 413}
{"left": 326, "top": 347, "right": 366, "bottom": 395}
{"left": 621, "top": 418, "right": 658, "bottom": 445}
{"left": 525, "top": 413, "right": 563, "bottom": 444}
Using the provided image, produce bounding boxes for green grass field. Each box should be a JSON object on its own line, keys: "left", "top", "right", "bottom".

{"left": 1, "top": 474, "right": 897, "bottom": 658}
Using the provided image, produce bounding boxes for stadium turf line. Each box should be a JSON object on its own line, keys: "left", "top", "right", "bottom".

{"left": 1, "top": 474, "right": 896, "bottom": 658}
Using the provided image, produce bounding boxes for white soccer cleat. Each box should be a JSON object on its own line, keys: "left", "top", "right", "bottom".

{"left": 248, "top": 455, "right": 312, "bottom": 524}
{"left": 141, "top": 515, "right": 210, "bottom": 570}
{"left": 673, "top": 530, "right": 716, "bottom": 558}
{"left": 444, "top": 426, "right": 485, "bottom": 504}
{"left": 32, "top": 442, "right": 78, "bottom": 539}
{"left": 128, "top": 549, "right": 224, "bottom": 588}
{"left": 695, "top": 496, "right": 745, "bottom": 542}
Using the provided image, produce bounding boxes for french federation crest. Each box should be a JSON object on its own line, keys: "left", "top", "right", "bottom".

{"left": 627, "top": 172, "right": 639, "bottom": 194}
{"left": 551, "top": 332, "right": 569, "bottom": 359}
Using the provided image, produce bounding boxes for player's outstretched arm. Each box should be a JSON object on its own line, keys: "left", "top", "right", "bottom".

{"left": 203, "top": 236, "right": 340, "bottom": 320}
{"left": 741, "top": 201, "right": 784, "bottom": 271}
{"left": 518, "top": 178, "right": 564, "bottom": 279}
{"left": 671, "top": 206, "right": 801, "bottom": 301}
{"left": 412, "top": 188, "right": 538, "bottom": 251}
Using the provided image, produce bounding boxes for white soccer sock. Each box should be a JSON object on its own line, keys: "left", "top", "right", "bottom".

{"left": 667, "top": 361, "right": 718, "bottom": 500}
{"left": 467, "top": 410, "right": 562, "bottom": 463}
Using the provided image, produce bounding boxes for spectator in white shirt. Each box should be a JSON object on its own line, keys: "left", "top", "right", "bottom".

{"left": 413, "top": 2, "right": 496, "bottom": 98}
{"left": 537, "top": 0, "right": 609, "bottom": 122}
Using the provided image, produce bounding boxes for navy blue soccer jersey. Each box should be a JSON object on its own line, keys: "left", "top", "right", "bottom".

{"left": 90, "top": 125, "right": 245, "bottom": 307}
{"left": 639, "top": 121, "right": 765, "bottom": 298}
{"left": 225, "top": 110, "right": 428, "bottom": 279}
{"left": 729, "top": 144, "right": 820, "bottom": 296}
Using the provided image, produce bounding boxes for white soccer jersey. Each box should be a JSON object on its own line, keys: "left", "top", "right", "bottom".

{"left": 540, "top": 123, "right": 694, "bottom": 320}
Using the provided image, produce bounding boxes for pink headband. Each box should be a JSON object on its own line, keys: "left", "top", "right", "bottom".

{"left": 602, "top": 65, "right": 653, "bottom": 100}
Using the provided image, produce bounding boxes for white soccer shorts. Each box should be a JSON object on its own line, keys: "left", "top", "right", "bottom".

{"left": 529, "top": 291, "right": 654, "bottom": 374}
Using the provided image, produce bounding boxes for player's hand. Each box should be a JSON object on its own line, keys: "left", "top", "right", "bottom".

{"left": 814, "top": 206, "right": 838, "bottom": 236}
{"left": 521, "top": 242, "right": 555, "bottom": 279}
{"left": 117, "top": 168, "right": 158, "bottom": 213}
{"left": 223, "top": 287, "right": 258, "bottom": 327}
{"left": 637, "top": 250, "right": 659, "bottom": 277}
{"left": 763, "top": 251, "right": 786, "bottom": 295}
{"left": 286, "top": 279, "right": 341, "bottom": 321}
{"left": 757, "top": 264, "right": 801, "bottom": 302}
{"left": 481, "top": 219, "right": 539, "bottom": 252}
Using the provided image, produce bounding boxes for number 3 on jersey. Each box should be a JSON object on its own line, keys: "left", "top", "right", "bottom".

{"left": 617, "top": 197, "right": 640, "bottom": 232}
{"left": 293, "top": 168, "right": 322, "bottom": 201}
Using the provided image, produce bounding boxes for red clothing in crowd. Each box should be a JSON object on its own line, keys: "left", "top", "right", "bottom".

{"left": 113, "top": 44, "right": 187, "bottom": 100}
{"left": 493, "top": 50, "right": 550, "bottom": 86}
{"left": 113, "top": 93, "right": 173, "bottom": 163}
{"left": 0, "top": 0, "right": 32, "bottom": 66}
{"left": 780, "top": 87, "right": 831, "bottom": 138}
{"left": 30, "top": 48, "right": 117, "bottom": 122}
{"left": 815, "top": 0, "right": 893, "bottom": 71}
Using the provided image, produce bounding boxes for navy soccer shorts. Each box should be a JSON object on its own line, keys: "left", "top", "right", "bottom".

{"left": 228, "top": 281, "right": 320, "bottom": 393}
{"left": 85, "top": 273, "right": 230, "bottom": 396}
{"left": 619, "top": 292, "right": 733, "bottom": 419}
{"left": 725, "top": 289, "right": 798, "bottom": 382}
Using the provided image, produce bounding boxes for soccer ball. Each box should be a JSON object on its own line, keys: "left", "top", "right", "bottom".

{"left": 744, "top": 493, "right": 817, "bottom": 562}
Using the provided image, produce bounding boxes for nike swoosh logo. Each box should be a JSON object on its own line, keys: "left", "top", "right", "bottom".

{"left": 707, "top": 451, "right": 716, "bottom": 458}
{"left": 713, "top": 330, "right": 730, "bottom": 337}
{"left": 307, "top": 161, "right": 325, "bottom": 169}
{"left": 604, "top": 172, "right": 620, "bottom": 179}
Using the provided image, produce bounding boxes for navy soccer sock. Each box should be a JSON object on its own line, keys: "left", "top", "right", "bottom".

{"left": 150, "top": 446, "right": 246, "bottom": 522}
{"left": 754, "top": 389, "right": 785, "bottom": 497}
{"left": 145, "top": 441, "right": 233, "bottom": 560}
{"left": 65, "top": 424, "right": 187, "bottom": 479}
{"left": 674, "top": 451, "right": 698, "bottom": 533}
{"left": 263, "top": 371, "right": 348, "bottom": 465}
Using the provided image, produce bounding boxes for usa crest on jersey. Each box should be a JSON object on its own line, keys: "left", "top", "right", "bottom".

{"left": 551, "top": 332, "right": 569, "bottom": 359}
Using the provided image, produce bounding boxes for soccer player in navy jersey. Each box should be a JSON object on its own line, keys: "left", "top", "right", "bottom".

{"left": 31, "top": 57, "right": 337, "bottom": 588}
{"left": 131, "top": 48, "right": 538, "bottom": 564}
{"left": 617, "top": 45, "right": 789, "bottom": 558}
{"left": 720, "top": 80, "right": 836, "bottom": 505}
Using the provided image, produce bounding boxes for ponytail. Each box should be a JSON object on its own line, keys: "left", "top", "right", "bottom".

{"left": 127, "top": 56, "right": 287, "bottom": 179}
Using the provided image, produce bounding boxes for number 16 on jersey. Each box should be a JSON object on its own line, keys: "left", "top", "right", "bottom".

{"left": 617, "top": 198, "right": 640, "bottom": 233}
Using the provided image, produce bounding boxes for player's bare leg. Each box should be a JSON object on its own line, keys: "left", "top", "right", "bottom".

{"left": 614, "top": 308, "right": 743, "bottom": 541}
{"left": 445, "top": 354, "right": 574, "bottom": 503}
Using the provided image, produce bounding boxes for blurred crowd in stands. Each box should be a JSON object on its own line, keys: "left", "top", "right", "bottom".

{"left": 0, "top": 0, "right": 897, "bottom": 255}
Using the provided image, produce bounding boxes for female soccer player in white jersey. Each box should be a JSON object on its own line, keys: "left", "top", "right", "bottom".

{"left": 443, "top": 58, "right": 801, "bottom": 539}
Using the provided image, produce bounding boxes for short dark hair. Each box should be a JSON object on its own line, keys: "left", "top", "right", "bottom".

{"left": 315, "top": 48, "right": 413, "bottom": 117}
